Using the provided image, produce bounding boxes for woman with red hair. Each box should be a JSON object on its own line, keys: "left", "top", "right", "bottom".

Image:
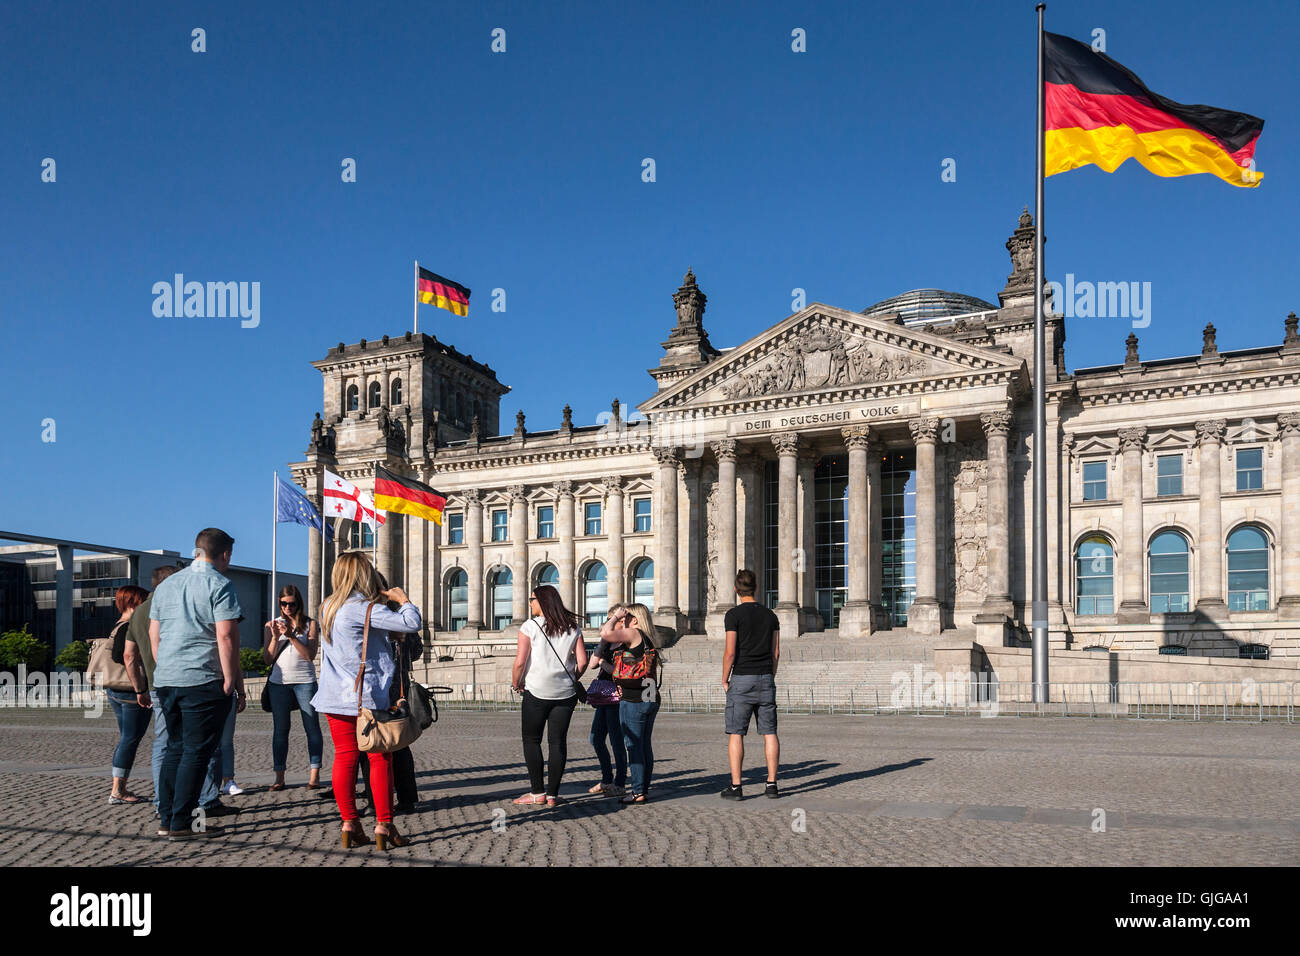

{"left": 105, "top": 584, "right": 151, "bottom": 804}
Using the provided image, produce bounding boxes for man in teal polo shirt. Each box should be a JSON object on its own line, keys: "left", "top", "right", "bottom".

{"left": 150, "top": 528, "right": 247, "bottom": 838}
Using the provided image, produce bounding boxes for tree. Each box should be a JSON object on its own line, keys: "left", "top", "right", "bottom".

{"left": 239, "top": 647, "right": 268, "bottom": 677}
{"left": 0, "top": 626, "right": 49, "bottom": 673}
{"left": 54, "top": 640, "right": 91, "bottom": 671}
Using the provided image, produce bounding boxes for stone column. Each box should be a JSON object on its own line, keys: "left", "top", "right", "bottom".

{"left": 839, "top": 426, "right": 872, "bottom": 636}
{"left": 1195, "top": 420, "right": 1227, "bottom": 618}
{"left": 382, "top": 368, "right": 392, "bottom": 408}
{"left": 604, "top": 476, "right": 625, "bottom": 609}
{"left": 706, "top": 440, "right": 738, "bottom": 638}
{"left": 866, "top": 439, "right": 886, "bottom": 630}
{"left": 681, "top": 458, "right": 704, "bottom": 624}
{"left": 652, "top": 446, "right": 683, "bottom": 631}
{"left": 54, "top": 543, "right": 74, "bottom": 656}
{"left": 908, "top": 418, "right": 942, "bottom": 635}
{"left": 554, "top": 480, "right": 576, "bottom": 610}
{"left": 1279, "top": 414, "right": 1300, "bottom": 616}
{"left": 378, "top": 507, "right": 399, "bottom": 584}
{"left": 508, "top": 484, "right": 529, "bottom": 626}
{"left": 1117, "top": 427, "right": 1148, "bottom": 621}
{"left": 797, "top": 449, "right": 821, "bottom": 630}
{"left": 772, "top": 433, "right": 801, "bottom": 636}
{"left": 981, "top": 410, "right": 1013, "bottom": 608}
{"left": 463, "top": 489, "right": 484, "bottom": 635}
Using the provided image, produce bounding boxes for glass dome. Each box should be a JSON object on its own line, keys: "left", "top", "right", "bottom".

{"left": 861, "top": 289, "right": 997, "bottom": 326}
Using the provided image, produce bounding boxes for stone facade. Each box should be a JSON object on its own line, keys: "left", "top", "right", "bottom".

{"left": 289, "top": 214, "right": 1300, "bottom": 660}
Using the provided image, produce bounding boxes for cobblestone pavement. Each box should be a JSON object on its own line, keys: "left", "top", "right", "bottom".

{"left": 1, "top": 707, "right": 1296, "bottom": 866}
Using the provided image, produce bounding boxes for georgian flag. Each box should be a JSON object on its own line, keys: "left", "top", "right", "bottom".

{"left": 323, "top": 469, "right": 386, "bottom": 529}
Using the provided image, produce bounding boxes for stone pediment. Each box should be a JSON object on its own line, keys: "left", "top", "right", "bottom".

{"left": 640, "top": 304, "right": 1025, "bottom": 413}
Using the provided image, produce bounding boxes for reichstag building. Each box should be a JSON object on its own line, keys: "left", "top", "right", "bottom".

{"left": 290, "top": 210, "right": 1300, "bottom": 659}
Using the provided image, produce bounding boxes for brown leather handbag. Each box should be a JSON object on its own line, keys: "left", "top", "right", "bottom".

{"left": 88, "top": 623, "right": 136, "bottom": 692}
{"left": 354, "top": 603, "right": 421, "bottom": 753}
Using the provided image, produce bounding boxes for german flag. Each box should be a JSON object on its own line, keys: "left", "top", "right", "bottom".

{"left": 1045, "top": 32, "right": 1264, "bottom": 188}
{"left": 374, "top": 464, "right": 447, "bottom": 525}
{"left": 417, "top": 267, "right": 471, "bottom": 317}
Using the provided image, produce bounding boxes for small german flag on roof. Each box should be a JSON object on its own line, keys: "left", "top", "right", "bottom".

{"left": 1045, "top": 32, "right": 1264, "bottom": 187}
{"left": 417, "top": 267, "right": 471, "bottom": 317}
{"left": 374, "top": 464, "right": 447, "bottom": 525}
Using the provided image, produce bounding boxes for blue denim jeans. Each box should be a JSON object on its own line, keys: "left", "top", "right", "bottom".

{"left": 151, "top": 689, "right": 220, "bottom": 812}
{"left": 107, "top": 688, "right": 151, "bottom": 778}
{"left": 619, "top": 699, "right": 659, "bottom": 796}
{"left": 590, "top": 704, "right": 626, "bottom": 787}
{"left": 268, "top": 680, "right": 323, "bottom": 771}
{"left": 217, "top": 690, "right": 237, "bottom": 779}
{"left": 156, "top": 680, "right": 229, "bottom": 832}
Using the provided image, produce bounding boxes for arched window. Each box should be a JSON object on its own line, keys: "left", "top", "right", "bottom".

{"left": 631, "top": 558, "right": 655, "bottom": 611}
{"left": 1149, "top": 531, "right": 1190, "bottom": 613}
{"left": 347, "top": 522, "right": 374, "bottom": 550}
{"left": 447, "top": 569, "right": 468, "bottom": 631}
{"left": 1074, "top": 536, "right": 1114, "bottom": 615}
{"left": 346, "top": 385, "right": 359, "bottom": 411}
{"left": 1227, "top": 526, "right": 1269, "bottom": 611}
{"left": 368, "top": 381, "right": 382, "bottom": 409}
{"left": 533, "top": 563, "right": 559, "bottom": 591}
{"left": 582, "top": 562, "right": 608, "bottom": 627}
{"left": 390, "top": 378, "right": 403, "bottom": 405}
{"left": 489, "top": 567, "right": 513, "bottom": 630}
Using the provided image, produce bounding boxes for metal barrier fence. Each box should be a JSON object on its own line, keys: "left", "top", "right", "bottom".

{"left": 427, "top": 680, "right": 1299, "bottom": 722}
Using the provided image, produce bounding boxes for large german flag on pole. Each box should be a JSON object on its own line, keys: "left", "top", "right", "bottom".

{"left": 374, "top": 464, "right": 447, "bottom": 525}
{"left": 417, "top": 266, "right": 471, "bottom": 316}
{"left": 1045, "top": 32, "right": 1264, "bottom": 187}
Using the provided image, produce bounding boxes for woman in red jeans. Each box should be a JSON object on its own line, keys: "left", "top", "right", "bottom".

{"left": 311, "top": 551, "right": 422, "bottom": 850}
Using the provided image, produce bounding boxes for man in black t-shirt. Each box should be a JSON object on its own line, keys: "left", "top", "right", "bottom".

{"left": 720, "top": 569, "right": 780, "bottom": 801}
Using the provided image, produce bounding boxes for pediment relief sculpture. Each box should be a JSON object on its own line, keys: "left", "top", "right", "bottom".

{"left": 720, "top": 328, "right": 931, "bottom": 400}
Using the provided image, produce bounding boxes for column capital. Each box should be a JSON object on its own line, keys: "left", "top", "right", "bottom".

{"left": 601, "top": 475, "right": 624, "bottom": 494}
{"left": 711, "top": 438, "right": 737, "bottom": 462}
{"left": 1195, "top": 419, "right": 1227, "bottom": 446}
{"left": 459, "top": 487, "right": 483, "bottom": 506}
{"left": 771, "top": 433, "right": 800, "bottom": 457}
{"left": 652, "top": 444, "right": 681, "bottom": 467}
{"left": 1278, "top": 412, "right": 1300, "bottom": 436}
{"left": 552, "top": 480, "right": 575, "bottom": 498}
{"left": 841, "top": 425, "right": 872, "bottom": 450}
{"left": 1117, "top": 426, "right": 1147, "bottom": 452}
{"left": 979, "top": 410, "right": 1014, "bottom": 438}
{"left": 908, "top": 418, "right": 940, "bottom": 445}
{"left": 506, "top": 483, "right": 528, "bottom": 504}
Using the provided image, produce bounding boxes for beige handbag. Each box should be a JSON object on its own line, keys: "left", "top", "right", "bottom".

{"left": 88, "top": 623, "right": 136, "bottom": 692}
{"left": 354, "top": 603, "right": 421, "bottom": 754}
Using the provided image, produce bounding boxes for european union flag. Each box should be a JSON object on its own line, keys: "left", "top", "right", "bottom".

{"left": 276, "top": 474, "right": 333, "bottom": 540}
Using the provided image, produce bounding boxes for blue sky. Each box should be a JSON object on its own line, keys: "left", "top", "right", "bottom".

{"left": 2, "top": 0, "right": 1296, "bottom": 574}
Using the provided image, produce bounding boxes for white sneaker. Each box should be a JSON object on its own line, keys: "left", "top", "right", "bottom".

{"left": 222, "top": 780, "right": 244, "bottom": 796}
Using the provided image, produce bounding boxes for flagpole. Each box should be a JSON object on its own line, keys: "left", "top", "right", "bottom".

{"left": 271, "top": 472, "right": 278, "bottom": 623}
{"left": 320, "top": 502, "right": 327, "bottom": 618}
{"left": 373, "top": 462, "right": 379, "bottom": 569}
{"left": 413, "top": 259, "right": 419, "bottom": 335}
{"left": 1032, "top": 2, "right": 1050, "bottom": 704}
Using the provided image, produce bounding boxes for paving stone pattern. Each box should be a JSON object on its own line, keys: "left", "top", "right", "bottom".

{"left": 0, "top": 708, "right": 1296, "bottom": 866}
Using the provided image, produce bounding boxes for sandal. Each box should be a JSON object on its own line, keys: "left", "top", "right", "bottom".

{"left": 588, "top": 782, "right": 608, "bottom": 794}
{"left": 546, "top": 795, "right": 565, "bottom": 807}
{"left": 513, "top": 793, "right": 547, "bottom": 805}
{"left": 109, "top": 792, "right": 143, "bottom": 805}
{"left": 268, "top": 782, "right": 286, "bottom": 792}
{"left": 620, "top": 794, "right": 648, "bottom": 805}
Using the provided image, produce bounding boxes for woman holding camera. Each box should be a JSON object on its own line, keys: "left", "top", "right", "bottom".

{"left": 312, "top": 551, "right": 422, "bottom": 850}
{"left": 262, "top": 584, "right": 323, "bottom": 791}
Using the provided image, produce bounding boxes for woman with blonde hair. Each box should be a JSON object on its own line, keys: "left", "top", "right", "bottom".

{"left": 605, "top": 603, "right": 661, "bottom": 805}
{"left": 310, "top": 550, "right": 422, "bottom": 850}
{"left": 261, "top": 584, "right": 323, "bottom": 790}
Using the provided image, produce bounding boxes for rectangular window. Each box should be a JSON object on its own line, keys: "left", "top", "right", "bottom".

{"left": 537, "top": 506, "right": 554, "bottom": 539}
{"left": 1156, "top": 455, "right": 1183, "bottom": 496}
{"left": 763, "top": 461, "right": 779, "bottom": 608}
{"left": 1236, "top": 447, "right": 1263, "bottom": 491}
{"left": 491, "top": 509, "right": 508, "bottom": 542}
{"left": 1082, "top": 461, "right": 1107, "bottom": 501}
{"left": 447, "top": 513, "right": 464, "bottom": 545}
{"left": 584, "top": 501, "right": 602, "bottom": 536}
{"left": 633, "top": 498, "right": 652, "bottom": 532}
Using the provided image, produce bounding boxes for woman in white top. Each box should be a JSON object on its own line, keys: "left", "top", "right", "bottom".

{"left": 261, "top": 585, "right": 323, "bottom": 791}
{"left": 510, "top": 584, "right": 588, "bottom": 806}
